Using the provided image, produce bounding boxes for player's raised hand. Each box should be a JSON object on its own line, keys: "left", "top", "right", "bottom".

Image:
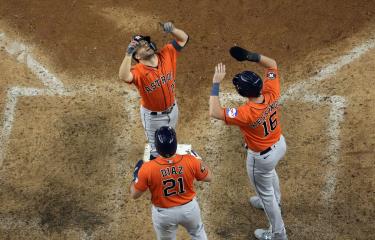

{"left": 213, "top": 63, "right": 226, "bottom": 83}
{"left": 126, "top": 39, "right": 140, "bottom": 55}
{"left": 159, "top": 21, "right": 175, "bottom": 33}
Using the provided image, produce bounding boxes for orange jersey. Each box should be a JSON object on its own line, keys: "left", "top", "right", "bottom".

{"left": 224, "top": 68, "right": 282, "bottom": 152}
{"left": 134, "top": 154, "right": 208, "bottom": 208}
{"left": 130, "top": 42, "right": 180, "bottom": 112}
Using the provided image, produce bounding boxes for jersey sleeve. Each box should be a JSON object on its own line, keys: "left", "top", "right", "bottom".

{"left": 160, "top": 43, "right": 179, "bottom": 64}
{"left": 130, "top": 66, "right": 142, "bottom": 87}
{"left": 133, "top": 164, "right": 149, "bottom": 192}
{"left": 223, "top": 105, "right": 251, "bottom": 127}
{"left": 191, "top": 156, "right": 209, "bottom": 181}
{"left": 262, "top": 68, "right": 280, "bottom": 98}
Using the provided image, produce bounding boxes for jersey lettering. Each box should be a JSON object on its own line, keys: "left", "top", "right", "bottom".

{"left": 162, "top": 177, "right": 186, "bottom": 197}
{"left": 134, "top": 154, "right": 208, "bottom": 208}
{"left": 160, "top": 166, "right": 184, "bottom": 177}
{"left": 262, "top": 111, "right": 278, "bottom": 137}
{"left": 144, "top": 72, "right": 174, "bottom": 94}
{"left": 251, "top": 101, "right": 279, "bottom": 129}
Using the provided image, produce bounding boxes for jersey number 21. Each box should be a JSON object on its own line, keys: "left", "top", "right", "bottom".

{"left": 162, "top": 177, "right": 185, "bottom": 197}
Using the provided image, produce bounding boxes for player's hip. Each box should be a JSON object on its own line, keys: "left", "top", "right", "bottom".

{"left": 151, "top": 197, "right": 198, "bottom": 215}
{"left": 141, "top": 96, "right": 177, "bottom": 113}
{"left": 141, "top": 101, "right": 178, "bottom": 117}
{"left": 246, "top": 135, "right": 286, "bottom": 170}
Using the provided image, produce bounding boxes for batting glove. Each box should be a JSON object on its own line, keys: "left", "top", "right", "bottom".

{"left": 126, "top": 40, "right": 139, "bottom": 55}
{"left": 160, "top": 22, "right": 174, "bottom": 33}
{"left": 132, "top": 160, "right": 144, "bottom": 182}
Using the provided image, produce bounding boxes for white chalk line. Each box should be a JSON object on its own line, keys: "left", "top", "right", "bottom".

{"left": 281, "top": 36, "right": 375, "bottom": 102}
{"left": 0, "top": 87, "right": 72, "bottom": 167}
{"left": 0, "top": 30, "right": 139, "bottom": 239}
{"left": 1, "top": 27, "right": 370, "bottom": 237}
{"left": 0, "top": 32, "right": 65, "bottom": 93}
{"left": 218, "top": 35, "right": 375, "bottom": 206}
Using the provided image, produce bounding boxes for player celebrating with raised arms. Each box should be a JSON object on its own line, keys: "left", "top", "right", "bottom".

{"left": 208, "top": 47, "right": 288, "bottom": 240}
{"left": 129, "top": 126, "right": 212, "bottom": 240}
{"left": 119, "top": 22, "right": 188, "bottom": 160}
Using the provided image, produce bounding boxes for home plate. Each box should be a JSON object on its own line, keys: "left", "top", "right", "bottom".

{"left": 143, "top": 144, "right": 192, "bottom": 162}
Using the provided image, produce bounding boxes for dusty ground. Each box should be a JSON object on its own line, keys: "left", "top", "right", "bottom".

{"left": 0, "top": 0, "right": 374, "bottom": 239}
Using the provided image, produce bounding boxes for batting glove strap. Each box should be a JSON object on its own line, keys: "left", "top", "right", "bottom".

{"left": 132, "top": 160, "right": 144, "bottom": 182}
{"left": 127, "top": 44, "right": 136, "bottom": 55}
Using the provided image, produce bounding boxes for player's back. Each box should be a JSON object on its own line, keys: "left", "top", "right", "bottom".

{"left": 143, "top": 154, "right": 207, "bottom": 208}
{"left": 224, "top": 68, "right": 282, "bottom": 152}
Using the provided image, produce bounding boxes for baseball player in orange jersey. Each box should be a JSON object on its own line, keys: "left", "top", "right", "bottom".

{"left": 119, "top": 22, "right": 189, "bottom": 159}
{"left": 130, "top": 126, "right": 212, "bottom": 240}
{"left": 208, "top": 46, "right": 288, "bottom": 240}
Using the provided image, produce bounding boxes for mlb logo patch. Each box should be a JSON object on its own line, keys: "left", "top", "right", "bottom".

{"left": 267, "top": 71, "right": 276, "bottom": 80}
{"left": 227, "top": 108, "right": 238, "bottom": 118}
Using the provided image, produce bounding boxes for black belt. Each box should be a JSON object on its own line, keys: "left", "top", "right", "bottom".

{"left": 260, "top": 147, "right": 272, "bottom": 155}
{"left": 150, "top": 103, "right": 175, "bottom": 115}
{"left": 245, "top": 145, "right": 272, "bottom": 155}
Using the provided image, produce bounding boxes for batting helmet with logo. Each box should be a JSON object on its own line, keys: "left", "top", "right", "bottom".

{"left": 232, "top": 71, "right": 263, "bottom": 98}
{"left": 155, "top": 126, "right": 177, "bottom": 158}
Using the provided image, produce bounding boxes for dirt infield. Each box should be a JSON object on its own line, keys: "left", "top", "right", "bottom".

{"left": 1, "top": 0, "right": 375, "bottom": 239}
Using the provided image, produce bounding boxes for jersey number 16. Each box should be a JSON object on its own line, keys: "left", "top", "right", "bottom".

{"left": 262, "top": 111, "right": 277, "bottom": 137}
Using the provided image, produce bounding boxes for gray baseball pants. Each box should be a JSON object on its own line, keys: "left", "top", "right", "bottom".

{"left": 151, "top": 198, "right": 207, "bottom": 240}
{"left": 246, "top": 135, "right": 287, "bottom": 235}
{"left": 140, "top": 103, "right": 179, "bottom": 157}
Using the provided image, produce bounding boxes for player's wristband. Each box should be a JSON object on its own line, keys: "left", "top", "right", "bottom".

{"left": 247, "top": 52, "right": 261, "bottom": 62}
{"left": 210, "top": 83, "right": 220, "bottom": 96}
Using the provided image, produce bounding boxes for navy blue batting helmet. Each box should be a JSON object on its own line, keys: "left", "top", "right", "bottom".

{"left": 232, "top": 71, "right": 263, "bottom": 98}
{"left": 155, "top": 126, "right": 177, "bottom": 158}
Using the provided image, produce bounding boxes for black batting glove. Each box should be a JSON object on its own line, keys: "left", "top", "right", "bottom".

{"left": 132, "top": 160, "right": 144, "bottom": 182}
{"left": 127, "top": 40, "right": 140, "bottom": 55}
{"left": 230, "top": 46, "right": 260, "bottom": 62}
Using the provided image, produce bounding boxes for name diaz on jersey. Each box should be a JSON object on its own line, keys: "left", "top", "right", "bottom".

{"left": 160, "top": 166, "right": 183, "bottom": 177}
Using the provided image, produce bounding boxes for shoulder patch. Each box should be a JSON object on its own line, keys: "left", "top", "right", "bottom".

{"left": 267, "top": 71, "right": 277, "bottom": 80}
{"left": 226, "top": 108, "right": 238, "bottom": 118}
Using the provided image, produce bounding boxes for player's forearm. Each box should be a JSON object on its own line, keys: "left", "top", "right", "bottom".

{"left": 258, "top": 55, "right": 277, "bottom": 69}
{"left": 171, "top": 28, "right": 188, "bottom": 46}
{"left": 119, "top": 54, "right": 133, "bottom": 82}
{"left": 129, "top": 182, "right": 143, "bottom": 199}
{"left": 209, "top": 96, "right": 224, "bottom": 120}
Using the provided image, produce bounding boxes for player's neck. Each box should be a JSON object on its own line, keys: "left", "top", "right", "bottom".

{"left": 249, "top": 95, "right": 264, "bottom": 104}
{"left": 160, "top": 154, "right": 176, "bottom": 159}
{"left": 140, "top": 54, "right": 158, "bottom": 68}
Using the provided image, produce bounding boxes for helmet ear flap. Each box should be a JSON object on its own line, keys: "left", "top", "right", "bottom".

{"left": 149, "top": 41, "right": 157, "bottom": 51}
